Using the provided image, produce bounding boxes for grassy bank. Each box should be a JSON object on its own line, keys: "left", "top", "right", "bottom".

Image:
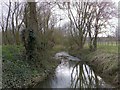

{"left": 69, "top": 44, "right": 119, "bottom": 88}
{"left": 2, "top": 45, "right": 59, "bottom": 88}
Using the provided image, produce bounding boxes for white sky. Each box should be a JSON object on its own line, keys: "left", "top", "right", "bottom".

{"left": 0, "top": 0, "right": 119, "bottom": 37}
{"left": 52, "top": 0, "right": 119, "bottom": 37}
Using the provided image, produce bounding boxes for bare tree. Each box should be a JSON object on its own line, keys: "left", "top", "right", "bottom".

{"left": 4, "top": 1, "right": 11, "bottom": 44}
{"left": 88, "top": 1, "right": 117, "bottom": 50}
{"left": 1, "top": 1, "right": 25, "bottom": 45}
{"left": 58, "top": 1, "right": 90, "bottom": 49}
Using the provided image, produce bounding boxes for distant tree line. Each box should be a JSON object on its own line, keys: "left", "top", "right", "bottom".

{"left": 0, "top": 0, "right": 117, "bottom": 52}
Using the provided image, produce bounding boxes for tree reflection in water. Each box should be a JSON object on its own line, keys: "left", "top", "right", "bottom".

{"left": 34, "top": 58, "right": 110, "bottom": 88}
{"left": 70, "top": 62, "right": 102, "bottom": 89}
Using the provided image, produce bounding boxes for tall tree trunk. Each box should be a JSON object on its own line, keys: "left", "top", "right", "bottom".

{"left": 93, "top": 24, "right": 98, "bottom": 51}
{"left": 25, "top": 1, "right": 39, "bottom": 65}
{"left": 5, "top": 1, "right": 11, "bottom": 44}
{"left": 28, "top": 1, "right": 38, "bottom": 31}
{"left": 11, "top": 12, "right": 16, "bottom": 44}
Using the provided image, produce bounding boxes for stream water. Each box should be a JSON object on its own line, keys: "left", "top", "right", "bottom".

{"left": 34, "top": 52, "right": 113, "bottom": 88}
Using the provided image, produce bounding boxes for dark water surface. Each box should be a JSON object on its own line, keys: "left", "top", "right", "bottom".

{"left": 34, "top": 52, "right": 113, "bottom": 88}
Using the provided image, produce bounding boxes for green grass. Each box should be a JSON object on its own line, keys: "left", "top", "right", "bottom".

{"left": 0, "top": 45, "right": 2, "bottom": 57}
{"left": 2, "top": 43, "right": 119, "bottom": 88}
{"left": 86, "top": 46, "right": 118, "bottom": 87}
{"left": 2, "top": 45, "right": 31, "bottom": 88}
{"left": 97, "top": 44, "right": 118, "bottom": 54}
{"left": 2, "top": 45, "right": 59, "bottom": 88}
{"left": 69, "top": 44, "right": 119, "bottom": 87}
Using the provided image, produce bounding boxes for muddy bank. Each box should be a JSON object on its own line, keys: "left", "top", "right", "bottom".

{"left": 27, "top": 61, "right": 60, "bottom": 88}
{"left": 34, "top": 52, "right": 113, "bottom": 88}
{"left": 69, "top": 48, "right": 119, "bottom": 88}
{"left": 85, "top": 52, "right": 119, "bottom": 88}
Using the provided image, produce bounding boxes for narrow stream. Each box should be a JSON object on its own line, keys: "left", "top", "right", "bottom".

{"left": 34, "top": 52, "right": 113, "bottom": 88}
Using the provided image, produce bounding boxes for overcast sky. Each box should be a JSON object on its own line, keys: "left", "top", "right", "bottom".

{"left": 0, "top": 0, "right": 119, "bottom": 37}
